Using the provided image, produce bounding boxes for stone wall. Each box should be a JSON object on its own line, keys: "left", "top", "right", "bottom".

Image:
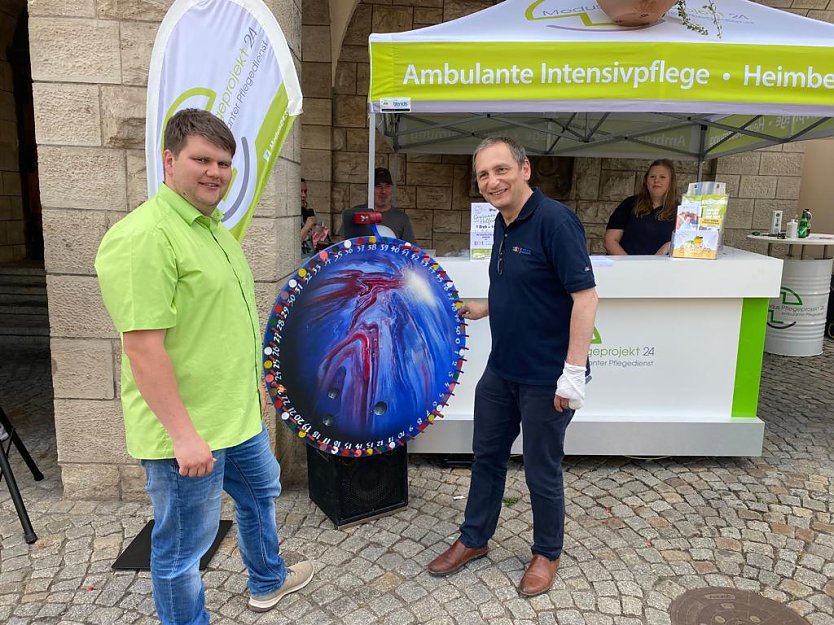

{"left": 325, "top": 0, "right": 821, "bottom": 256}
{"left": 0, "top": 1, "right": 25, "bottom": 263}
{"left": 31, "top": 0, "right": 304, "bottom": 499}
{"left": 775, "top": 0, "right": 834, "bottom": 22}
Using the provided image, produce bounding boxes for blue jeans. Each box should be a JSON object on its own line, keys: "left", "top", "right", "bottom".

{"left": 142, "top": 426, "right": 287, "bottom": 625}
{"left": 460, "top": 367, "right": 573, "bottom": 560}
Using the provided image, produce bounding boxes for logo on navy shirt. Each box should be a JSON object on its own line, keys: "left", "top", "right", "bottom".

{"left": 511, "top": 245, "right": 532, "bottom": 256}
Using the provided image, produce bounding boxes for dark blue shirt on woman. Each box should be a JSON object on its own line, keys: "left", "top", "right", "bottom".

{"left": 606, "top": 195, "right": 675, "bottom": 255}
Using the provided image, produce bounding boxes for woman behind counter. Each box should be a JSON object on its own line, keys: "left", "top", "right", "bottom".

{"left": 604, "top": 159, "right": 679, "bottom": 256}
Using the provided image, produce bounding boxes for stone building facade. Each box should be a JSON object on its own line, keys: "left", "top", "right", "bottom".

{"left": 22, "top": 0, "right": 303, "bottom": 498}
{"left": 0, "top": 0, "right": 829, "bottom": 498}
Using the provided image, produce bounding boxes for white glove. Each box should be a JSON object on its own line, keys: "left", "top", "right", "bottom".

{"left": 556, "top": 363, "right": 587, "bottom": 410}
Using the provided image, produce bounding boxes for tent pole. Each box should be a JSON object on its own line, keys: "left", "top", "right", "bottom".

{"left": 368, "top": 112, "right": 376, "bottom": 208}
{"left": 696, "top": 124, "right": 708, "bottom": 182}
{"left": 391, "top": 116, "right": 400, "bottom": 201}
{"left": 391, "top": 151, "right": 399, "bottom": 201}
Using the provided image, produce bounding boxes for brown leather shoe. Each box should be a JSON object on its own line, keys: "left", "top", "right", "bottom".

{"left": 427, "top": 539, "right": 489, "bottom": 577}
{"left": 518, "top": 555, "right": 560, "bottom": 597}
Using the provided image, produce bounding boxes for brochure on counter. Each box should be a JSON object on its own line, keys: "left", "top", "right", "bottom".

{"left": 672, "top": 182, "right": 728, "bottom": 260}
{"left": 470, "top": 202, "right": 498, "bottom": 260}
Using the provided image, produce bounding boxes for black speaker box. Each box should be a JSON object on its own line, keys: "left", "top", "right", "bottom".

{"left": 306, "top": 444, "right": 408, "bottom": 527}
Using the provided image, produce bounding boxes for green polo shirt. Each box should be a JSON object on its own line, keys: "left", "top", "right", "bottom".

{"left": 95, "top": 183, "right": 262, "bottom": 459}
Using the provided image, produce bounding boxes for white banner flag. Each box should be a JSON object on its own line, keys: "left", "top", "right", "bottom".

{"left": 146, "top": 0, "right": 302, "bottom": 239}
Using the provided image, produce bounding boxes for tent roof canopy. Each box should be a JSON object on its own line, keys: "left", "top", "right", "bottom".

{"left": 367, "top": 0, "right": 834, "bottom": 160}
{"left": 377, "top": 111, "right": 834, "bottom": 161}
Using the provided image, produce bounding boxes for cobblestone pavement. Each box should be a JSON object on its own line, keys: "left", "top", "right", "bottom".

{"left": 1, "top": 342, "right": 833, "bottom": 625}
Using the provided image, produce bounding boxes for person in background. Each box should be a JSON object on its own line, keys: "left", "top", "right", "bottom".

{"left": 300, "top": 178, "right": 330, "bottom": 255}
{"left": 604, "top": 159, "right": 679, "bottom": 255}
{"left": 95, "top": 109, "right": 313, "bottom": 624}
{"left": 341, "top": 167, "right": 416, "bottom": 242}
{"left": 427, "top": 136, "right": 598, "bottom": 598}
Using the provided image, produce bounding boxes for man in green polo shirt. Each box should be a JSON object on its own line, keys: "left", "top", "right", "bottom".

{"left": 95, "top": 109, "right": 313, "bottom": 624}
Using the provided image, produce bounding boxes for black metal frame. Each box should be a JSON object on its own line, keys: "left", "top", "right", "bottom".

{"left": 0, "top": 406, "right": 43, "bottom": 544}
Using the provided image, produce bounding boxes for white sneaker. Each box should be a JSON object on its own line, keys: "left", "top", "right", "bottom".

{"left": 248, "top": 560, "right": 314, "bottom": 612}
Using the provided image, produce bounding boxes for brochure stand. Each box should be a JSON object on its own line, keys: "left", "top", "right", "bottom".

{"left": 672, "top": 182, "right": 728, "bottom": 260}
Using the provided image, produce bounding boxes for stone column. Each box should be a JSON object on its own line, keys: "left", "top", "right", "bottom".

{"left": 29, "top": 7, "right": 131, "bottom": 499}
{"left": 31, "top": 0, "right": 304, "bottom": 499}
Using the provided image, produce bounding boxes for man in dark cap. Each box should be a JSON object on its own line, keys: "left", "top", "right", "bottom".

{"left": 341, "top": 166, "right": 416, "bottom": 242}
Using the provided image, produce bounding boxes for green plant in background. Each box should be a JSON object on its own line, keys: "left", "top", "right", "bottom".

{"left": 676, "top": 0, "right": 722, "bottom": 37}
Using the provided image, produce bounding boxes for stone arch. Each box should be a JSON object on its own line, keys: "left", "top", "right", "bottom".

{"left": 0, "top": 0, "right": 41, "bottom": 264}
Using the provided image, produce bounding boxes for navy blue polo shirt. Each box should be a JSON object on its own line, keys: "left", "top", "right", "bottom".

{"left": 487, "top": 188, "right": 596, "bottom": 385}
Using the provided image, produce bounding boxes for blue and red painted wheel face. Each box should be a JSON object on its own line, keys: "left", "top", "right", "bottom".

{"left": 263, "top": 237, "right": 466, "bottom": 456}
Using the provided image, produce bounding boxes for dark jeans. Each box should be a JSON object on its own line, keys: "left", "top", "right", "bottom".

{"left": 460, "top": 366, "right": 573, "bottom": 560}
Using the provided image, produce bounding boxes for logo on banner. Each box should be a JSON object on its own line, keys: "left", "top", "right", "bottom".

{"left": 587, "top": 324, "right": 656, "bottom": 369}
{"left": 524, "top": 0, "right": 752, "bottom": 32}
{"left": 767, "top": 286, "right": 825, "bottom": 329}
{"left": 146, "top": 0, "right": 302, "bottom": 240}
{"left": 524, "top": 0, "right": 651, "bottom": 31}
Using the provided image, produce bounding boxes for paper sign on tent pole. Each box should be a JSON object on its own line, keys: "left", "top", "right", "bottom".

{"left": 470, "top": 203, "right": 498, "bottom": 260}
{"left": 146, "top": 0, "right": 302, "bottom": 240}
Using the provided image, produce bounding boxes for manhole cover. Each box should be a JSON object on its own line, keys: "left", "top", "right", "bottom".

{"left": 670, "top": 588, "right": 810, "bottom": 625}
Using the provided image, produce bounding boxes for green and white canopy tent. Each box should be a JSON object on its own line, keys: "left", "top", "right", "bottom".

{"left": 365, "top": 0, "right": 834, "bottom": 186}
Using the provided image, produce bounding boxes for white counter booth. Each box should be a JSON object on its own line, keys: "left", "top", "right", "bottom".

{"left": 411, "top": 250, "right": 782, "bottom": 456}
{"left": 364, "top": 0, "right": 834, "bottom": 456}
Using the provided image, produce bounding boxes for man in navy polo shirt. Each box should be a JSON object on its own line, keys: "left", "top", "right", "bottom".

{"left": 427, "top": 137, "right": 598, "bottom": 597}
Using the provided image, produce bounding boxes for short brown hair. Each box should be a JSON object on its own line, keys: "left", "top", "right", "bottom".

{"left": 163, "top": 108, "right": 236, "bottom": 157}
{"left": 472, "top": 136, "right": 527, "bottom": 170}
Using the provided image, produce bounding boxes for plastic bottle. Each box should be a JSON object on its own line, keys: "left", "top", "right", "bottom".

{"left": 798, "top": 210, "right": 810, "bottom": 238}
{"left": 770, "top": 209, "right": 783, "bottom": 235}
{"left": 786, "top": 218, "right": 798, "bottom": 239}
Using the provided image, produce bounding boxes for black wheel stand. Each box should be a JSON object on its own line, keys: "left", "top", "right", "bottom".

{"left": 0, "top": 406, "right": 43, "bottom": 544}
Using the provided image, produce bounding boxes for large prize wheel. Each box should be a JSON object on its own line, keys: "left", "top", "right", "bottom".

{"left": 263, "top": 236, "right": 465, "bottom": 456}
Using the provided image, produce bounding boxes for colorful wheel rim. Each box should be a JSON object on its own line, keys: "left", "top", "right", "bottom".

{"left": 263, "top": 236, "right": 466, "bottom": 456}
